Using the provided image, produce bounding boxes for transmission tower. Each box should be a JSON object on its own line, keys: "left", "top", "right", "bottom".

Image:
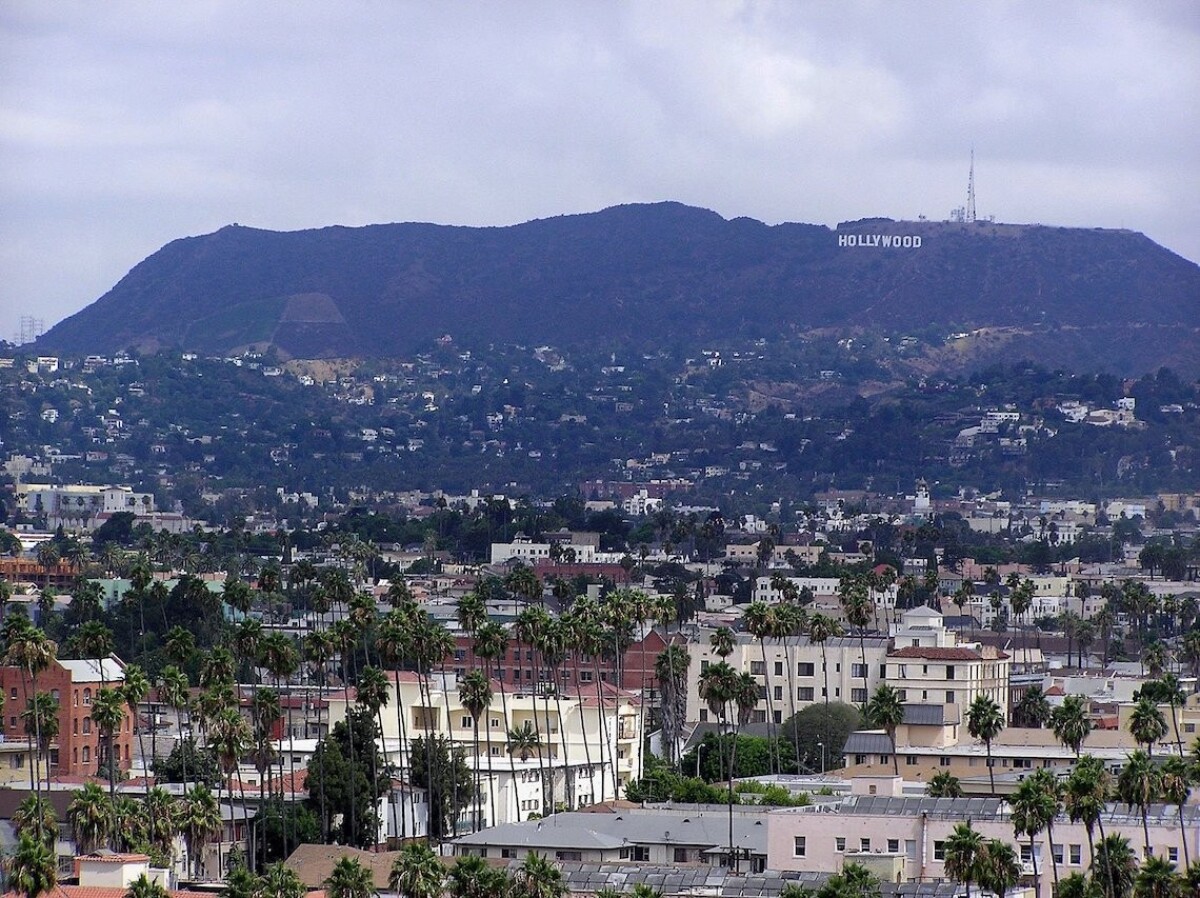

{"left": 966, "top": 147, "right": 977, "bottom": 223}
{"left": 18, "top": 316, "right": 44, "bottom": 346}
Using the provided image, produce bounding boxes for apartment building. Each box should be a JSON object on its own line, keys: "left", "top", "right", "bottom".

{"left": 325, "top": 669, "right": 642, "bottom": 825}
{"left": 887, "top": 606, "right": 1010, "bottom": 721}
{"left": 767, "top": 791, "right": 1198, "bottom": 879}
{"left": 0, "top": 656, "right": 132, "bottom": 782}
{"left": 686, "top": 630, "right": 889, "bottom": 725}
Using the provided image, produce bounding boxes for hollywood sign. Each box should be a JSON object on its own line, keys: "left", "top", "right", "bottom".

{"left": 838, "top": 234, "right": 923, "bottom": 248}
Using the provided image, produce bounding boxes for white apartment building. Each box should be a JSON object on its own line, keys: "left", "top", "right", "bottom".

{"left": 752, "top": 576, "right": 898, "bottom": 610}
{"left": 489, "top": 535, "right": 598, "bottom": 565}
{"left": 325, "top": 670, "right": 641, "bottom": 826}
{"left": 16, "top": 483, "right": 155, "bottom": 518}
{"left": 686, "top": 630, "right": 889, "bottom": 724}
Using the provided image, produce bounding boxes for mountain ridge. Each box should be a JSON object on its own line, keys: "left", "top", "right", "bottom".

{"left": 37, "top": 202, "right": 1200, "bottom": 375}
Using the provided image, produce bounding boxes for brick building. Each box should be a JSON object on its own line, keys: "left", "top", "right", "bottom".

{"left": 0, "top": 656, "right": 133, "bottom": 782}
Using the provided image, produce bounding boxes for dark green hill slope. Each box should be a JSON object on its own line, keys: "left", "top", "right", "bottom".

{"left": 38, "top": 203, "right": 1200, "bottom": 375}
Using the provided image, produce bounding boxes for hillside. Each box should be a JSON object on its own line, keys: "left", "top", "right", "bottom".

{"left": 38, "top": 203, "right": 1200, "bottom": 375}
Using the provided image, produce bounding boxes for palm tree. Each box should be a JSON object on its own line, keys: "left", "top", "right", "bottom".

{"left": 725, "top": 671, "right": 759, "bottom": 871}
{"left": 1127, "top": 697, "right": 1167, "bottom": 757}
{"left": 1133, "top": 856, "right": 1179, "bottom": 898}
{"left": 21, "top": 692, "right": 59, "bottom": 792}
{"left": 142, "top": 786, "right": 178, "bottom": 860}
{"left": 654, "top": 644, "right": 690, "bottom": 768}
{"left": 1065, "top": 754, "right": 1112, "bottom": 874}
{"left": 697, "top": 660, "right": 735, "bottom": 787}
{"left": 1053, "top": 694, "right": 1094, "bottom": 757}
{"left": 12, "top": 795, "right": 58, "bottom": 848}
{"left": 356, "top": 665, "right": 391, "bottom": 847}
{"left": 1138, "top": 675, "right": 1186, "bottom": 758}
{"left": 511, "top": 852, "right": 565, "bottom": 898}
{"left": 209, "top": 707, "right": 251, "bottom": 872}
{"left": 978, "top": 839, "right": 1022, "bottom": 898}
{"left": 92, "top": 686, "right": 127, "bottom": 798}
{"left": 1117, "top": 750, "right": 1160, "bottom": 857}
{"left": 389, "top": 842, "right": 444, "bottom": 898}
{"left": 124, "top": 874, "right": 170, "bottom": 898}
{"left": 865, "top": 684, "right": 904, "bottom": 775}
{"left": 709, "top": 626, "right": 735, "bottom": 659}
{"left": 181, "top": 783, "right": 223, "bottom": 879}
{"left": 5, "top": 623, "right": 56, "bottom": 795}
{"left": 1012, "top": 768, "right": 1063, "bottom": 894}
{"left": 967, "top": 693, "right": 1005, "bottom": 795}
{"left": 473, "top": 619, "right": 512, "bottom": 824}
{"left": 1056, "top": 872, "right": 1101, "bottom": 898}
{"left": 458, "top": 669, "right": 492, "bottom": 831}
{"left": 67, "top": 781, "right": 112, "bottom": 854}
{"left": 1093, "top": 833, "right": 1137, "bottom": 898}
{"left": 742, "top": 600, "right": 778, "bottom": 771}
{"left": 837, "top": 573, "right": 873, "bottom": 706}
{"left": 1016, "top": 684, "right": 1051, "bottom": 728}
{"left": 258, "top": 862, "right": 307, "bottom": 898}
{"left": 506, "top": 721, "right": 542, "bottom": 763}
{"left": 325, "top": 856, "right": 378, "bottom": 898}
{"left": 1158, "top": 756, "right": 1191, "bottom": 867}
{"left": 159, "top": 665, "right": 192, "bottom": 789}
{"left": 446, "top": 855, "right": 508, "bottom": 898}
{"left": 8, "top": 832, "right": 57, "bottom": 898}
{"left": 807, "top": 612, "right": 842, "bottom": 767}
{"left": 943, "top": 821, "right": 985, "bottom": 898}
{"left": 926, "top": 771, "right": 962, "bottom": 797}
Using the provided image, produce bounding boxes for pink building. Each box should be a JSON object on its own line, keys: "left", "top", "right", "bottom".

{"left": 766, "top": 783, "right": 1197, "bottom": 891}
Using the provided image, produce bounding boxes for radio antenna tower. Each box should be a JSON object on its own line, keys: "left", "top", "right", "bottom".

{"left": 966, "top": 146, "right": 977, "bottom": 223}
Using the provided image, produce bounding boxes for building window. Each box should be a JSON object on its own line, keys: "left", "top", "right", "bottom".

{"left": 851, "top": 688, "right": 867, "bottom": 704}
{"left": 945, "top": 665, "right": 956, "bottom": 680}
{"left": 906, "top": 755, "right": 918, "bottom": 766}
{"left": 946, "top": 691, "right": 955, "bottom": 704}
{"left": 83, "top": 689, "right": 92, "bottom": 705}
{"left": 905, "top": 840, "right": 917, "bottom": 860}
{"left": 797, "top": 663, "right": 815, "bottom": 676}
{"left": 851, "top": 663, "right": 868, "bottom": 679}
{"left": 674, "top": 848, "right": 689, "bottom": 863}
{"left": 774, "top": 686, "right": 783, "bottom": 701}
{"left": 860, "top": 839, "right": 870, "bottom": 852}
{"left": 1052, "top": 844, "right": 1064, "bottom": 865}
{"left": 934, "top": 841, "right": 946, "bottom": 861}
{"left": 750, "top": 661, "right": 765, "bottom": 675}
{"left": 854, "top": 754, "right": 866, "bottom": 765}
{"left": 501, "top": 849, "right": 514, "bottom": 859}
{"left": 774, "top": 662, "right": 784, "bottom": 676}
{"left": 83, "top": 746, "right": 91, "bottom": 763}
{"left": 580, "top": 671, "right": 593, "bottom": 683}
{"left": 798, "top": 687, "right": 814, "bottom": 701}
{"left": 701, "top": 660, "right": 710, "bottom": 673}
{"left": 700, "top": 709, "right": 708, "bottom": 722}
{"left": 1070, "top": 845, "right": 1082, "bottom": 865}
{"left": 898, "top": 690, "right": 908, "bottom": 702}
{"left": 835, "top": 837, "right": 845, "bottom": 852}
{"left": 83, "top": 719, "right": 91, "bottom": 734}
{"left": 939, "top": 757, "right": 951, "bottom": 767}
{"left": 793, "top": 837, "right": 806, "bottom": 858}
{"left": 888, "top": 839, "right": 899, "bottom": 854}
{"left": 1168, "top": 847, "right": 1178, "bottom": 863}
{"left": 632, "top": 847, "right": 649, "bottom": 862}
{"left": 461, "top": 716, "right": 472, "bottom": 728}
{"left": 555, "top": 851, "right": 581, "bottom": 862}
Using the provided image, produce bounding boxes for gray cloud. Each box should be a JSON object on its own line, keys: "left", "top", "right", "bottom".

{"left": 1, "top": 1, "right": 1197, "bottom": 341}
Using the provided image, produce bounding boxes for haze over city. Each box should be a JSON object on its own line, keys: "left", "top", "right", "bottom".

{"left": 1, "top": 1, "right": 1198, "bottom": 341}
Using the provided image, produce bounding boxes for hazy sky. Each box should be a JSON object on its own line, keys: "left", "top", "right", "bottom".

{"left": 2, "top": 1, "right": 1197, "bottom": 342}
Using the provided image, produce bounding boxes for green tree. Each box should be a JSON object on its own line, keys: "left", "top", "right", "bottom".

{"left": 8, "top": 832, "right": 57, "bottom": 898}
{"left": 411, "top": 735, "right": 475, "bottom": 841}
{"left": 1052, "top": 695, "right": 1094, "bottom": 757}
{"left": 389, "top": 842, "right": 445, "bottom": 898}
{"left": 926, "top": 771, "right": 962, "bottom": 798}
{"left": 446, "top": 854, "right": 508, "bottom": 898}
{"left": 511, "top": 852, "right": 565, "bottom": 898}
{"left": 780, "top": 702, "right": 862, "bottom": 774}
{"left": 67, "top": 781, "right": 112, "bottom": 854}
{"left": 91, "top": 686, "right": 127, "bottom": 798}
{"left": 1132, "top": 855, "right": 1180, "bottom": 898}
{"left": 943, "top": 821, "right": 984, "bottom": 898}
{"left": 864, "top": 684, "right": 904, "bottom": 776}
{"left": 305, "top": 709, "right": 388, "bottom": 849}
{"left": 1117, "top": 750, "right": 1160, "bottom": 857}
{"left": 966, "top": 693, "right": 1004, "bottom": 795}
{"left": 124, "top": 874, "right": 170, "bottom": 898}
{"left": 1093, "top": 833, "right": 1137, "bottom": 898}
{"left": 457, "top": 669, "right": 492, "bottom": 832}
{"left": 1127, "top": 697, "right": 1167, "bottom": 757}
{"left": 257, "top": 862, "right": 307, "bottom": 898}
{"left": 978, "top": 839, "right": 1021, "bottom": 898}
{"left": 1064, "top": 754, "right": 1111, "bottom": 873}
{"left": 1012, "top": 768, "right": 1062, "bottom": 894}
{"left": 325, "top": 856, "right": 378, "bottom": 898}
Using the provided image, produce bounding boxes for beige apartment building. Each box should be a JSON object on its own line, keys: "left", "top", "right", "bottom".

{"left": 686, "top": 630, "right": 889, "bottom": 725}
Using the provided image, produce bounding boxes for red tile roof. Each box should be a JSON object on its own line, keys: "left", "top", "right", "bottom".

{"left": 888, "top": 646, "right": 990, "bottom": 661}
